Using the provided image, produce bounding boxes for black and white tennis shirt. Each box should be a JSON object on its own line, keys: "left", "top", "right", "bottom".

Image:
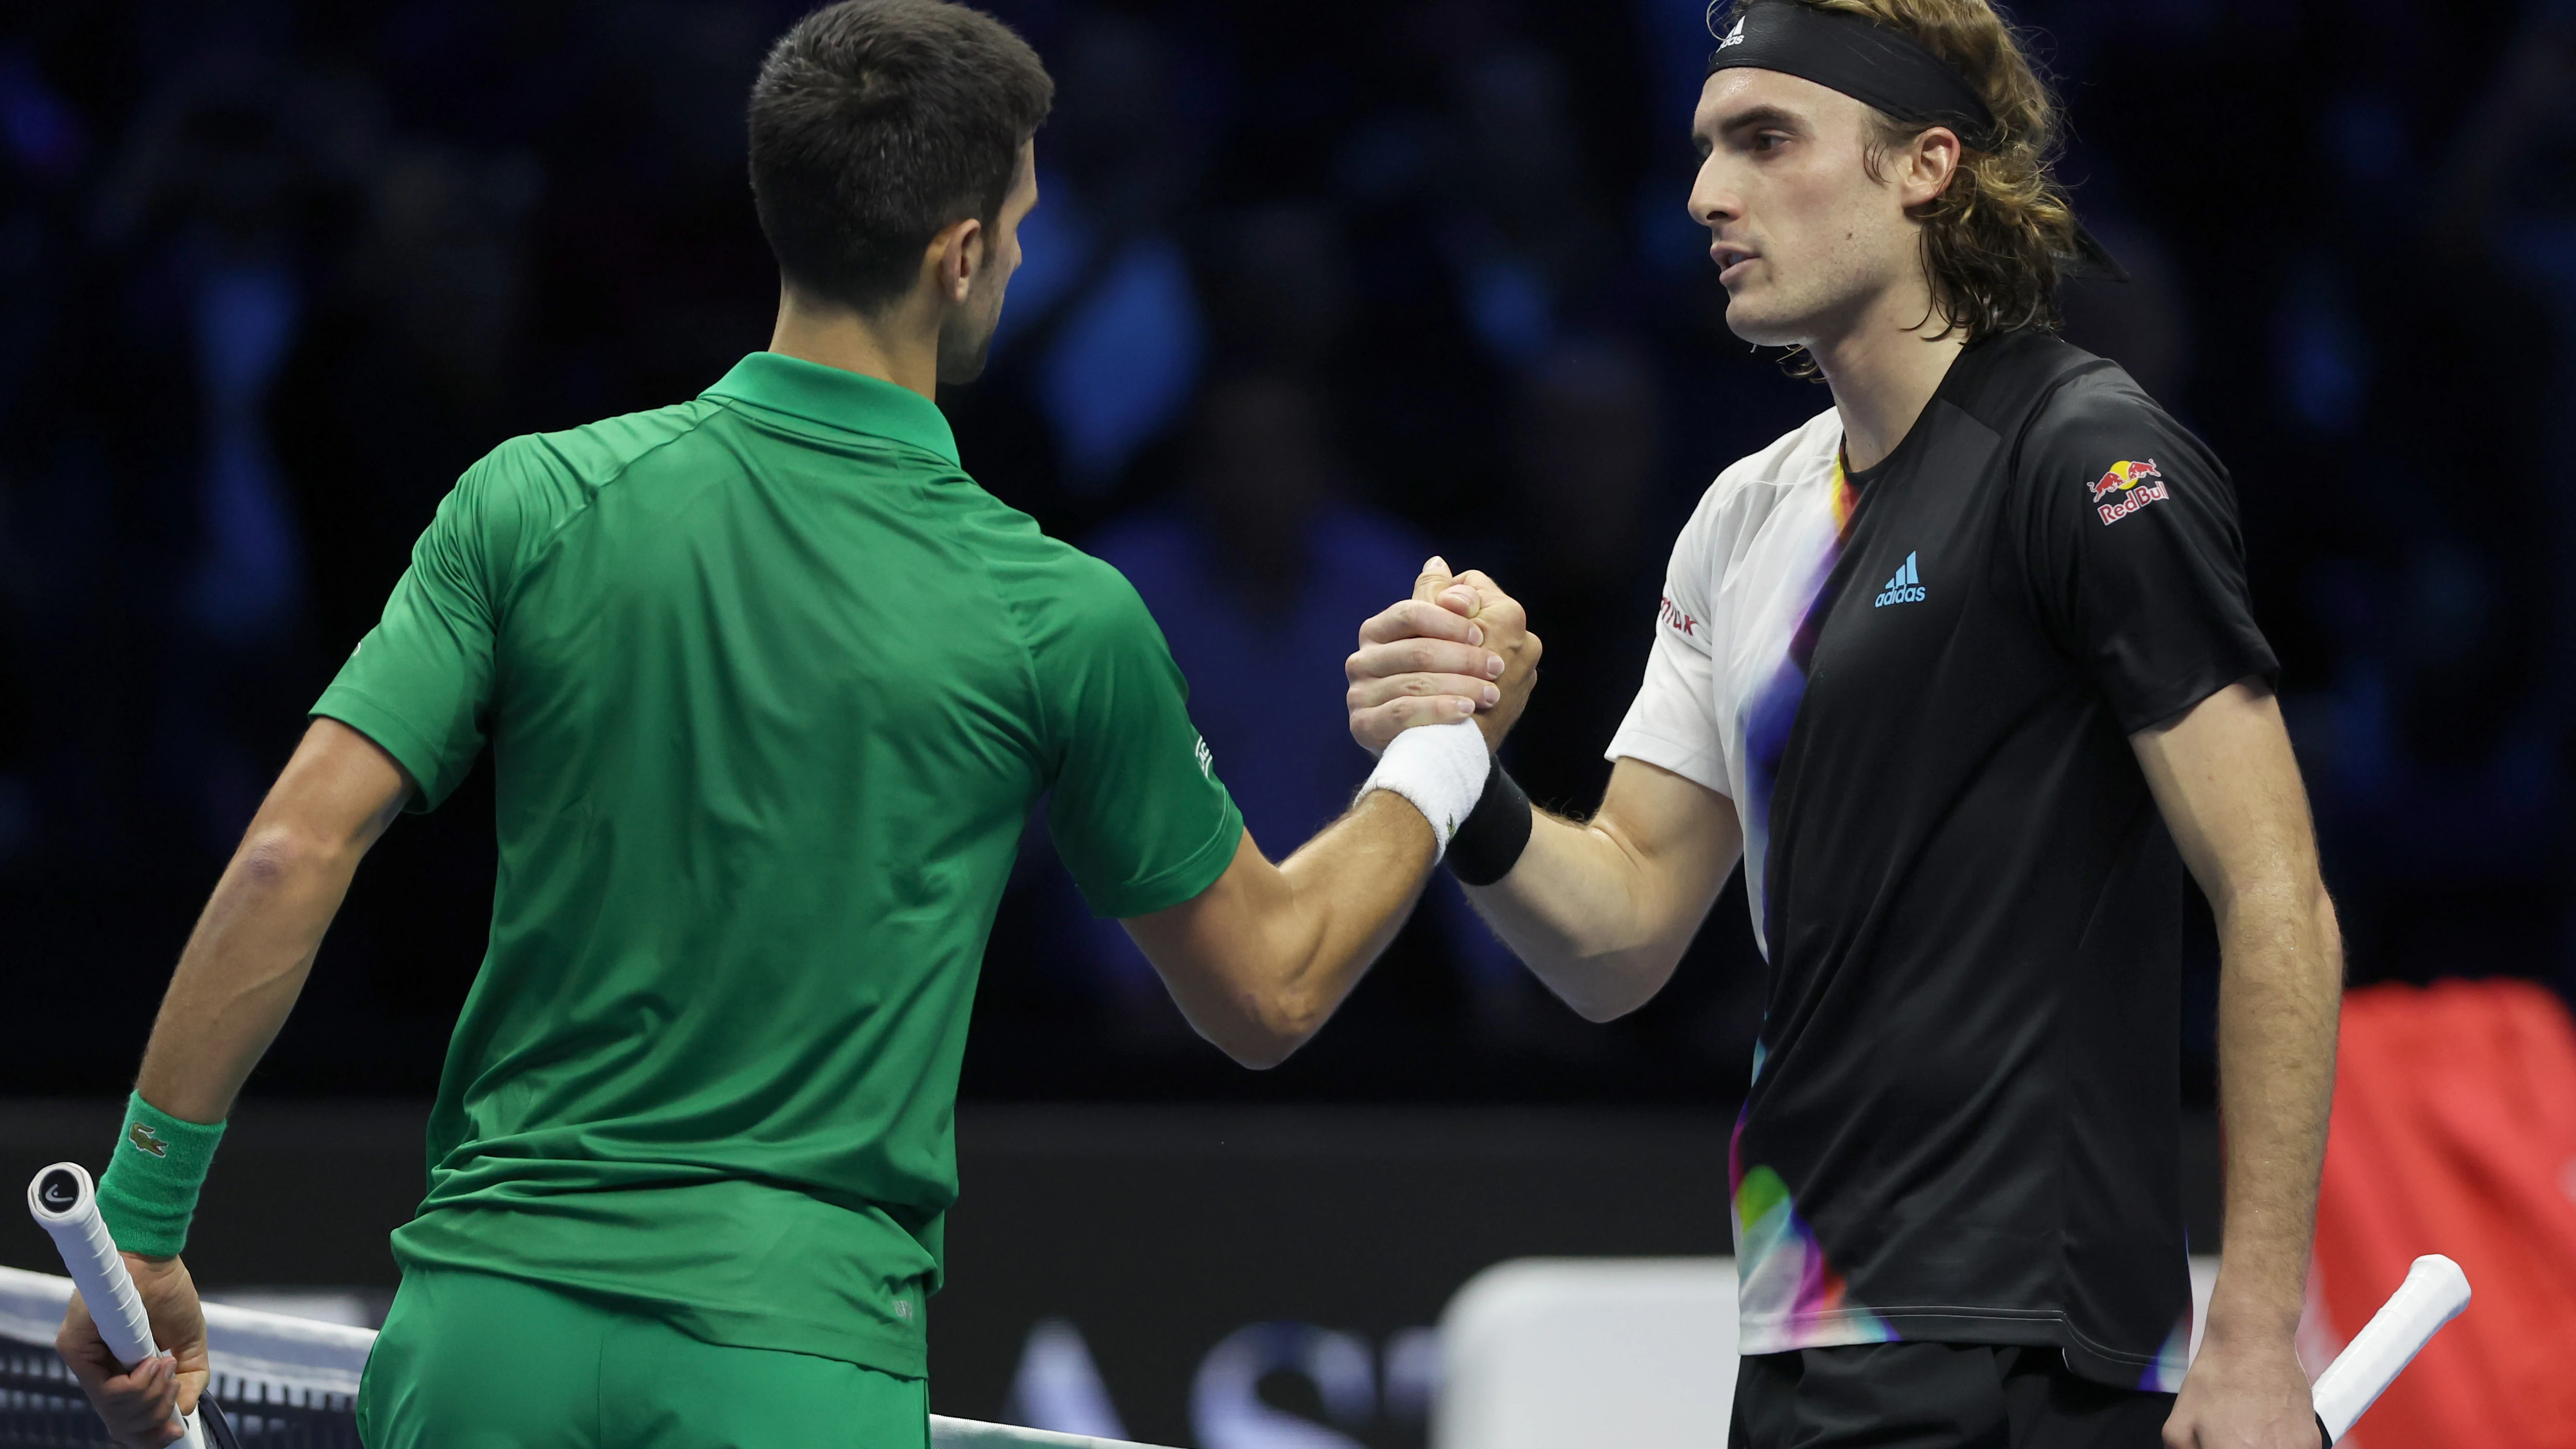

{"left": 1609, "top": 329, "right": 2276, "bottom": 1388}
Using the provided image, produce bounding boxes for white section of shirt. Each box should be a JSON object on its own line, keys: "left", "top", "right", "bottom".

{"left": 1603, "top": 407, "right": 1846, "bottom": 956}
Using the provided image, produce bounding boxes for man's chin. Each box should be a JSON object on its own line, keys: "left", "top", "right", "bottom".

{"left": 1720, "top": 296, "right": 1804, "bottom": 349}
{"left": 936, "top": 338, "right": 994, "bottom": 387}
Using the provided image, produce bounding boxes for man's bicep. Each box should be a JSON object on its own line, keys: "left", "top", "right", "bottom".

{"left": 311, "top": 472, "right": 508, "bottom": 810}
{"left": 2129, "top": 677, "right": 2318, "bottom": 905}
{"left": 1041, "top": 575, "right": 1245, "bottom": 919}
{"left": 2025, "top": 392, "right": 2277, "bottom": 733}
{"left": 1116, "top": 830, "right": 1275, "bottom": 983}
{"left": 257, "top": 719, "right": 416, "bottom": 849}
{"left": 1603, "top": 623, "right": 1726, "bottom": 791}
{"left": 1595, "top": 755, "right": 1743, "bottom": 908}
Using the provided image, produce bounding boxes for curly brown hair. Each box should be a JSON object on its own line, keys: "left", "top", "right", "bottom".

{"left": 1721, "top": 0, "right": 2084, "bottom": 345}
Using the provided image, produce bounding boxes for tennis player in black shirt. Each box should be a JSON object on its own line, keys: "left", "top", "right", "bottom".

{"left": 1345, "top": 2, "right": 2340, "bottom": 1446}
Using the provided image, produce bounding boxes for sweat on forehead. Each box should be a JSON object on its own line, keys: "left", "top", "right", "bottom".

{"left": 1695, "top": 67, "right": 1873, "bottom": 133}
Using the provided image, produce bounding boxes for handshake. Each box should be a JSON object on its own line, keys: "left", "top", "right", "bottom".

{"left": 1344, "top": 556, "right": 1544, "bottom": 757}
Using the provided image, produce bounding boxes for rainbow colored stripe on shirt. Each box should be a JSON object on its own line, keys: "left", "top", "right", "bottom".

{"left": 1729, "top": 1046, "right": 1895, "bottom": 1353}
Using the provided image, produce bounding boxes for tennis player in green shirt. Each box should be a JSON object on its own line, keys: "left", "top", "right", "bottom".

{"left": 53, "top": 3, "right": 1531, "bottom": 1445}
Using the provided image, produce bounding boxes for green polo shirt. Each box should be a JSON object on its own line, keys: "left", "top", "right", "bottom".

{"left": 313, "top": 352, "right": 1243, "bottom": 1377}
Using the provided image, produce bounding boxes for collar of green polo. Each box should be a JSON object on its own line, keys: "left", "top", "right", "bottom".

{"left": 704, "top": 352, "right": 961, "bottom": 466}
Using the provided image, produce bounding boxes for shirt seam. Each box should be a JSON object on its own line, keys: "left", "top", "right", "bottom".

{"left": 2059, "top": 1317, "right": 2172, "bottom": 1366}
{"left": 968, "top": 528, "right": 1059, "bottom": 778}
{"left": 1742, "top": 1304, "right": 2174, "bottom": 1369}
{"left": 2111, "top": 646, "right": 2279, "bottom": 734}
{"left": 1605, "top": 729, "right": 1730, "bottom": 797}
{"left": 699, "top": 393, "right": 961, "bottom": 472}
{"left": 1083, "top": 802, "right": 1244, "bottom": 919}
{"left": 496, "top": 403, "right": 729, "bottom": 623}
{"left": 310, "top": 687, "right": 452, "bottom": 809}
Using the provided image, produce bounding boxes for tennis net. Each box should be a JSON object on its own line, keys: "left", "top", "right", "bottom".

{"left": 0, "top": 1267, "right": 1163, "bottom": 1448}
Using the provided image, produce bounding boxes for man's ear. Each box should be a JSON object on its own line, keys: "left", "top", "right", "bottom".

{"left": 924, "top": 216, "right": 987, "bottom": 305}
{"left": 1902, "top": 126, "right": 1963, "bottom": 210}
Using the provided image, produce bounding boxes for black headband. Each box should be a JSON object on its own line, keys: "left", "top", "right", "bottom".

{"left": 1706, "top": 1, "right": 2000, "bottom": 152}
{"left": 1701, "top": 1, "right": 2128, "bottom": 279}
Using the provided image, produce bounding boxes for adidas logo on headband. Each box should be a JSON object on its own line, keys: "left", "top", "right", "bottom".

{"left": 1718, "top": 15, "right": 1747, "bottom": 48}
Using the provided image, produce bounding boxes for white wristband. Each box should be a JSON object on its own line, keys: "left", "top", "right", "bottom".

{"left": 1359, "top": 719, "right": 1491, "bottom": 859}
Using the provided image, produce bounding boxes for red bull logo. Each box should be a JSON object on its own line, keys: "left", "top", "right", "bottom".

{"left": 2086, "top": 458, "right": 2171, "bottom": 524}
{"left": 2087, "top": 458, "right": 2162, "bottom": 503}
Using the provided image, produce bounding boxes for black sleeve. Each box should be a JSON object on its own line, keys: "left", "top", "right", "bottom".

{"left": 2017, "top": 373, "right": 2278, "bottom": 733}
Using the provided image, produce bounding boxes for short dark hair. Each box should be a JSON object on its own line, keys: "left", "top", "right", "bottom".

{"left": 747, "top": 0, "right": 1053, "bottom": 313}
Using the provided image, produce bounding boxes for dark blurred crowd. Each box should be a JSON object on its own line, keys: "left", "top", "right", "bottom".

{"left": 3, "top": 0, "right": 2573, "bottom": 1105}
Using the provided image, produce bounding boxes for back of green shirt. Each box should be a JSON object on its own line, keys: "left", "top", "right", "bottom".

{"left": 313, "top": 353, "right": 1242, "bottom": 1376}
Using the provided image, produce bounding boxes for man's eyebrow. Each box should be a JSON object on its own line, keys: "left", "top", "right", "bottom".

{"left": 1692, "top": 101, "right": 1803, "bottom": 156}
{"left": 1718, "top": 103, "right": 1804, "bottom": 138}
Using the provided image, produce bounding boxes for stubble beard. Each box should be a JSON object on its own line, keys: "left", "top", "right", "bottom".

{"left": 1723, "top": 244, "right": 1899, "bottom": 357}
{"left": 1723, "top": 271, "right": 1820, "bottom": 350}
{"left": 936, "top": 285, "right": 1005, "bottom": 386}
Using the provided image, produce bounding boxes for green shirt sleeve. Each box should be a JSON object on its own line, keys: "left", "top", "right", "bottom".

{"left": 311, "top": 441, "right": 532, "bottom": 811}
{"left": 1036, "top": 559, "right": 1245, "bottom": 918}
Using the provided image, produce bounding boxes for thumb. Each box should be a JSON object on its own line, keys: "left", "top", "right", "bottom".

{"left": 1413, "top": 555, "right": 1454, "bottom": 604}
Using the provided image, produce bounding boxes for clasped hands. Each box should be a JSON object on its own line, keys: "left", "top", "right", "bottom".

{"left": 1345, "top": 556, "right": 1542, "bottom": 756}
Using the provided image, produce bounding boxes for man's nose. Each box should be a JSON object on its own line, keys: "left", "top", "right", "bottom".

{"left": 1689, "top": 188, "right": 1736, "bottom": 231}
{"left": 1688, "top": 162, "right": 1736, "bottom": 229}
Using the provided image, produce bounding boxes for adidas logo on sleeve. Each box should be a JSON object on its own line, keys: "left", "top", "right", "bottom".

{"left": 1872, "top": 552, "right": 1926, "bottom": 607}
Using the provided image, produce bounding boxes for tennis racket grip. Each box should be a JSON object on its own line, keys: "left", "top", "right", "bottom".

{"left": 27, "top": 1163, "right": 161, "bottom": 1369}
{"left": 2310, "top": 1253, "right": 2470, "bottom": 1442}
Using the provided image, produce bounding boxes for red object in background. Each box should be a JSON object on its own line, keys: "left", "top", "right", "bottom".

{"left": 2310, "top": 979, "right": 2576, "bottom": 1446}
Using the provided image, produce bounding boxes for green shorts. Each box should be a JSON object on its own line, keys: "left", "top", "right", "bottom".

{"left": 357, "top": 1268, "right": 929, "bottom": 1449}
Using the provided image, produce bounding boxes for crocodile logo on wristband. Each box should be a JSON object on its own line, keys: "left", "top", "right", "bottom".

{"left": 128, "top": 1123, "right": 169, "bottom": 1158}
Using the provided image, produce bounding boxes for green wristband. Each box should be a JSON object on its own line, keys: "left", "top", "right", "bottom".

{"left": 94, "top": 1092, "right": 225, "bottom": 1258}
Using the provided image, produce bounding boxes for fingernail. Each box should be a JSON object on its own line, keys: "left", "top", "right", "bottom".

{"left": 1455, "top": 697, "right": 1476, "bottom": 714}
{"left": 1467, "top": 625, "right": 1483, "bottom": 646}
{"left": 1482, "top": 684, "right": 1500, "bottom": 705}
{"left": 1486, "top": 655, "right": 1505, "bottom": 677}
{"left": 1428, "top": 555, "right": 1449, "bottom": 573}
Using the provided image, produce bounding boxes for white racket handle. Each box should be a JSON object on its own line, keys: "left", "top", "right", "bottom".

{"left": 27, "top": 1163, "right": 160, "bottom": 1366}
{"left": 2311, "top": 1253, "right": 2471, "bottom": 1442}
{"left": 27, "top": 1162, "right": 207, "bottom": 1448}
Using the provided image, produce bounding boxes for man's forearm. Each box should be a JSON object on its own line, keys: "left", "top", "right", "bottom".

{"left": 132, "top": 720, "right": 408, "bottom": 1124}
{"left": 1462, "top": 759, "right": 1742, "bottom": 1022}
{"left": 1265, "top": 790, "right": 1442, "bottom": 1026}
{"left": 1469, "top": 811, "right": 1705, "bottom": 1019}
{"left": 1129, "top": 791, "right": 1438, "bottom": 1068}
{"left": 2206, "top": 883, "right": 2343, "bottom": 1341}
{"left": 134, "top": 826, "right": 370, "bottom": 1124}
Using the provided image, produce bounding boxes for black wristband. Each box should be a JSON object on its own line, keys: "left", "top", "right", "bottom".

{"left": 1446, "top": 759, "right": 1533, "bottom": 886}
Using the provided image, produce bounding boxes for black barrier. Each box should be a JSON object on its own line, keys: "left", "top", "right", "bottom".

{"left": 933, "top": 1107, "right": 1735, "bottom": 1447}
